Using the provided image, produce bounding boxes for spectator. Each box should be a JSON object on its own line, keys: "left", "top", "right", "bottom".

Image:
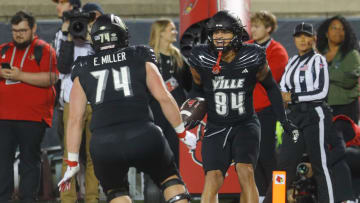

{"left": 0, "top": 11, "right": 58, "bottom": 202}
{"left": 329, "top": 115, "right": 357, "bottom": 202}
{"left": 316, "top": 15, "right": 360, "bottom": 123}
{"left": 145, "top": 18, "right": 193, "bottom": 203}
{"left": 264, "top": 22, "right": 334, "bottom": 203}
{"left": 52, "top": 0, "right": 103, "bottom": 202}
{"left": 247, "top": 11, "right": 288, "bottom": 202}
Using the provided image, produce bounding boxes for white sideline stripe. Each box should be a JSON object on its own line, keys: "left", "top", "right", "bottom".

{"left": 180, "top": 110, "right": 192, "bottom": 117}
{"left": 315, "top": 106, "right": 334, "bottom": 203}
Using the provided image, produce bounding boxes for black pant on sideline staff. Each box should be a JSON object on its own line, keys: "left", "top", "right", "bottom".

{"left": 255, "top": 106, "right": 277, "bottom": 196}
{"left": 264, "top": 103, "right": 334, "bottom": 203}
{"left": 0, "top": 120, "right": 46, "bottom": 203}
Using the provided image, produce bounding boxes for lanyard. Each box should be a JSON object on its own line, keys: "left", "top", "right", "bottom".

{"left": 10, "top": 45, "right": 30, "bottom": 70}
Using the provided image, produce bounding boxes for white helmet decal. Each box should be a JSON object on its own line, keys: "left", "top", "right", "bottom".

{"left": 111, "top": 14, "right": 126, "bottom": 30}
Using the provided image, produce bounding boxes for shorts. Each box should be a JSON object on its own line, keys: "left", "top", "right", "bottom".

{"left": 202, "top": 116, "right": 261, "bottom": 176}
{"left": 90, "top": 121, "right": 179, "bottom": 194}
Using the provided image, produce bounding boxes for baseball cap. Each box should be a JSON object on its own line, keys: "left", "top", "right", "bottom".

{"left": 293, "top": 22, "right": 314, "bottom": 36}
{"left": 52, "top": 0, "right": 81, "bottom": 9}
{"left": 82, "top": 3, "right": 104, "bottom": 15}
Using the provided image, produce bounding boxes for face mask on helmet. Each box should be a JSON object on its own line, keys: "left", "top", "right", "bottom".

{"left": 208, "top": 29, "right": 238, "bottom": 53}
{"left": 90, "top": 14, "right": 129, "bottom": 52}
{"left": 207, "top": 10, "right": 247, "bottom": 53}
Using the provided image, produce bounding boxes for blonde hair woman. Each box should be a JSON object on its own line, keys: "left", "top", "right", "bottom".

{"left": 145, "top": 18, "right": 192, "bottom": 203}
{"left": 149, "top": 18, "right": 184, "bottom": 69}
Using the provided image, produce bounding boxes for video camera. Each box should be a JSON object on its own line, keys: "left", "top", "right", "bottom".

{"left": 288, "top": 162, "right": 317, "bottom": 203}
{"left": 63, "top": 9, "right": 96, "bottom": 40}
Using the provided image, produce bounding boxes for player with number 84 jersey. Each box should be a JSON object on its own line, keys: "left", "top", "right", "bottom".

{"left": 189, "top": 44, "right": 265, "bottom": 126}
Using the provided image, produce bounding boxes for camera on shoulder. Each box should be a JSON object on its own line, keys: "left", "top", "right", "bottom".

{"left": 63, "top": 9, "right": 96, "bottom": 40}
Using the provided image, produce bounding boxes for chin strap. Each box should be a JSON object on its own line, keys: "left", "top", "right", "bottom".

{"left": 212, "top": 51, "right": 222, "bottom": 74}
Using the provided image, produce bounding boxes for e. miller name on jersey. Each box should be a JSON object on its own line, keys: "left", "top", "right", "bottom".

{"left": 212, "top": 78, "right": 245, "bottom": 90}
{"left": 94, "top": 52, "right": 127, "bottom": 66}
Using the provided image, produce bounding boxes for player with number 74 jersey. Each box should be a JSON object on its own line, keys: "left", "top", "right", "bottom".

{"left": 62, "top": 14, "right": 195, "bottom": 202}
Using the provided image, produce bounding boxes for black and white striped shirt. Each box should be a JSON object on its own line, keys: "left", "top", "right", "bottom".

{"left": 280, "top": 50, "right": 329, "bottom": 102}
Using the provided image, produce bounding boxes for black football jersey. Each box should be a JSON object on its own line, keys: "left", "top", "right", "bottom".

{"left": 188, "top": 44, "right": 266, "bottom": 125}
{"left": 71, "top": 45, "right": 157, "bottom": 130}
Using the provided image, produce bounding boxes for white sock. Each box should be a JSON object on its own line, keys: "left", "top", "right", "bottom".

{"left": 259, "top": 196, "right": 265, "bottom": 203}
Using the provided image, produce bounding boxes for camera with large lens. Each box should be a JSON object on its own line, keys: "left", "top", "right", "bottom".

{"left": 288, "top": 162, "right": 317, "bottom": 203}
{"left": 63, "top": 9, "right": 96, "bottom": 40}
{"left": 297, "top": 162, "right": 310, "bottom": 177}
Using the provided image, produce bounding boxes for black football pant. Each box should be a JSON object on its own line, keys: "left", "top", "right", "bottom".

{"left": 0, "top": 120, "right": 46, "bottom": 203}
{"left": 264, "top": 104, "right": 334, "bottom": 203}
{"left": 255, "top": 106, "right": 277, "bottom": 196}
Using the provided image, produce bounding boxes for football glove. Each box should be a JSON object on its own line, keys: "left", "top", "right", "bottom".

{"left": 58, "top": 153, "right": 80, "bottom": 192}
{"left": 281, "top": 120, "right": 300, "bottom": 143}
{"left": 180, "top": 131, "right": 197, "bottom": 150}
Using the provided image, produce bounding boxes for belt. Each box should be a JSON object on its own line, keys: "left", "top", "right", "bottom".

{"left": 288, "top": 101, "right": 325, "bottom": 112}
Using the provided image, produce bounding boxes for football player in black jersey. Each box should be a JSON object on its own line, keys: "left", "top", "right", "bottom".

{"left": 187, "top": 10, "right": 299, "bottom": 203}
{"left": 57, "top": 14, "right": 196, "bottom": 203}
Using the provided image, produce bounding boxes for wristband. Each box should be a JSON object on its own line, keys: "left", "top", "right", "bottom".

{"left": 175, "top": 123, "right": 186, "bottom": 138}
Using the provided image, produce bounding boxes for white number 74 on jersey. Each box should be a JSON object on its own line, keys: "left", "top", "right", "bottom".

{"left": 91, "top": 66, "right": 133, "bottom": 104}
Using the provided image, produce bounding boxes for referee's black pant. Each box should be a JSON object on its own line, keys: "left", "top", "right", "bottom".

{"left": 264, "top": 102, "right": 334, "bottom": 203}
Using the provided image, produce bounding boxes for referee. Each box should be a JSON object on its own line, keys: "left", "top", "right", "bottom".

{"left": 264, "top": 22, "right": 335, "bottom": 203}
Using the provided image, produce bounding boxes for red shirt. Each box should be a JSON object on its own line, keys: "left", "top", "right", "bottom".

{"left": 246, "top": 39, "right": 288, "bottom": 112}
{"left": 0, "top": 37, "right": 58, "bottom": 126}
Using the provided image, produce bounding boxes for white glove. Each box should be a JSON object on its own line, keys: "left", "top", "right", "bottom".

{"left": 180, "top": 131, "right": 197, "bottom": 150}
{"left": 58, "top": 153, "right": 80, "bottom": 192}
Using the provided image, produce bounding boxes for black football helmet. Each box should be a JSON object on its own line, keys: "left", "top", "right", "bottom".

{"left": 90, "top": 14, "right": 129, "bottom": 52}
{"left": 207, "top": 10, "right": 249, "bottom": 52}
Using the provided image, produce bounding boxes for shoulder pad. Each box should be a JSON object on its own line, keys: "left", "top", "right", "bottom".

{"left": 235, "top": 44, "right": 266, "bottom": 68}
{"left": 188, "top": 44, "right": 215, "bottom": 68}
{"left": 134, "top": 45, "right": 157, "bottom": 64}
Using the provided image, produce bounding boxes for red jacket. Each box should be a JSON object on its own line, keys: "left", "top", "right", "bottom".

{"left": 333, "top": 114, "right": 360, "bottom": 147}
{"left": 0, "top": 36, "right": 58, "bottom": 126}
{"left": 246, "top": 39, "right": 288, "bottom": 112}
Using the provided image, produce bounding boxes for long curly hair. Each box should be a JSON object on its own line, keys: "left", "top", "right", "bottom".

{"left": 316, "top": 15, "right": 359, "bottom": 58}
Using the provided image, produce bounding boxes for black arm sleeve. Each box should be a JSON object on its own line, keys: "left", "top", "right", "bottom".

{"left": 188, "top": 81, "right": 205, "bottom": 98}
{"left": 57, "top": 40, "right": 74, "bottom": 74}
{"left": 179, "top": 57, "right": 193, "bottom": 92}
{"left": 259, "top": 70, "right": 287, "bottom": 123}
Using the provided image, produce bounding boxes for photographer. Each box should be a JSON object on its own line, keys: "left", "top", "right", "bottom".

{"left": 52, "top": 0, "right": 103, "bottom": 202}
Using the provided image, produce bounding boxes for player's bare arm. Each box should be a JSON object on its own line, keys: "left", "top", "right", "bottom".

{"left": 146, "top": 61, "right": 197, "bottom": 149}
{"left": 67, "top": 77, "right": 87, "bottom": 154}
{"left": 58, "top": 77, "right": 86, "bottom": 191}
{"left": 146, "top": 61, "right": 182, "bottom": 127}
